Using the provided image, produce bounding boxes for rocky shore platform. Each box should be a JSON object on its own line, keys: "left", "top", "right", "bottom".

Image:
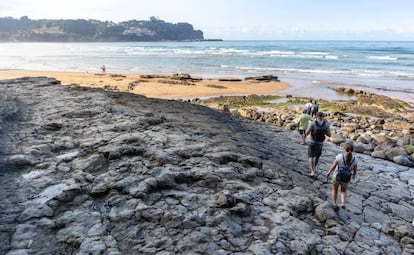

{"left": 1, "top": 77, "right": 413, "bottom": 254}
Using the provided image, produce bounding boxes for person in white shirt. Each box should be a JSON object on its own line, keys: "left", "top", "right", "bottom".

{"left": 326, "top": 142, "right": 359, "bottom": 211}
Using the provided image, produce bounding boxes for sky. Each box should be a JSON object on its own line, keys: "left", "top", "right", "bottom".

{"left": 1, "top": 0, "right": 414, "bottom": 40}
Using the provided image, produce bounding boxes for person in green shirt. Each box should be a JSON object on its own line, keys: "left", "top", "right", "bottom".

{"left": 298, "top": 109, "right": 311, "bottom": 145}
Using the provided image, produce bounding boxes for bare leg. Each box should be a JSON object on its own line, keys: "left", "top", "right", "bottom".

{"left": 332, "top": 183, "right": 339, "bottom": 206}
{"left": 315, "top": 156, "right": 320, "bottom": 168}
{"left": 308, "top": 158, "right": 315, "bottom": 176}
{"left": 340, "top": 185, "right": 348, "bottom": 206}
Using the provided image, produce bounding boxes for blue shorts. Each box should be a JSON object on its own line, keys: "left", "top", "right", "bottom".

{"left": 298, "top": 129, "right": 305, "bottom": 135}
{"left": 308, "top": 142, "right": 323, "bottom": 158}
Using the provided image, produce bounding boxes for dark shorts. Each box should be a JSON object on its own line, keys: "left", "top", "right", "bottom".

{"left": 332, "top": 177, "right": 349, "bottom": 187}
{"left": 298, "top": 129, "right": 305, "bottom": 135}
{"left": 308, "top": 142, "right": 324, "bottom": 158}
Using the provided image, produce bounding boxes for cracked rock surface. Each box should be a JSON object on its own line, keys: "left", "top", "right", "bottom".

{"left": 0, "top": 77, "right": 413, "bottom": 254}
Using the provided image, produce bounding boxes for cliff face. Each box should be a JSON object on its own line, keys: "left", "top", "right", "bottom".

{"left": 0, "top": 77, "right": 413, "bottom": 254}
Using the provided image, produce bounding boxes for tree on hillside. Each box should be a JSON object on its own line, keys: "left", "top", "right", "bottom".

{"left": 0, "top": 16, "right": 204, "bottom": 42}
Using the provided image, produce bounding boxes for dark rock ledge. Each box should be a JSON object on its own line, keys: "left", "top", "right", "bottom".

{"left": 0, "top": 77, "right": 413, "bottom": 254}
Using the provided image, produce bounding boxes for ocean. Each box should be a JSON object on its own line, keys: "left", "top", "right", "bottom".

{"left": 1, "top": 40, "right": 413, "bottom": 102}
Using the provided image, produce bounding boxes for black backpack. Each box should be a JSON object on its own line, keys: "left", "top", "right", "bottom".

{"left": 311, "top": 104, "right": 319, "bottom": 114}
{"left": 336, "top": 155, "right": 355, "bottom": 182}
{"left": 311, "top": 121, "right": 327, "bottom": 142}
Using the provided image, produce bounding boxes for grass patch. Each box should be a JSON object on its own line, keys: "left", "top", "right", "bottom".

{"left": 202, "top": 95, "right": 284, "bottom": 108}
{"left": 274, "top": 98, "right": 308, "bottom": 106}
{"left": 405, "top": 145, "right": 414, "bottom": 154}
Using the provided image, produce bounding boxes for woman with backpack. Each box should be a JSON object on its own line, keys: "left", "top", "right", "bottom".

{"left": 326, "top": 142, "right": 359, "bottom": 211}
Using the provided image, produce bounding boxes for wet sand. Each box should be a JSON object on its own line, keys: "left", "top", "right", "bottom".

{"left": 0, "top": 70, "right": 290, "bottom": 99}
{"left": 280, "top": 74, "right": 414, "bottom": 104}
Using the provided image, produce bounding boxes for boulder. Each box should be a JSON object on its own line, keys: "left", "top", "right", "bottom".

{"left": 371, "top": 134, "right": 395, "bottom": 146}
{"left": 329, "top": 133, "right": 346, "bottom": 144}
{"left": 393, "top": 155, "right": 414, "bottom": 167}
{"left": 371, "top": 150, "right": 387, "bottom": 160}
{"left": 384, "top": 146, "right": 407, "bottom": 161}
{"left": 353, "top": 142, "right": 375, "bottom": 153}
{"left": 245, "top": 75, "right": 279, "bottom": 82}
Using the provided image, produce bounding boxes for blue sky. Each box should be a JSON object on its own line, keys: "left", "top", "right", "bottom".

{"left": 1, "top": 0, "right": 414, "bottom": 40}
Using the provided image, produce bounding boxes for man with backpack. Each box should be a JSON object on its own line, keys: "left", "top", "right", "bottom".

{"left": 305, "top": 111, "right": 331, "bottom": 177}
{"left": 326, "top": 142, "right": 359, "bottom": 211}
{"left": 311, "top": 101, "right": 319, "bottom": 117}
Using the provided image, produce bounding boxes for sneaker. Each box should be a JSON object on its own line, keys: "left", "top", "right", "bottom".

{"left": 341, "top": 204, "right": 346, "bottom": 209}
{"left": 333, "top": 205, "right": 339, "bottom": 211}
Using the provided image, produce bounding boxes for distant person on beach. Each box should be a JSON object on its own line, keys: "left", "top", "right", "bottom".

{"left": 298, "top": 109, "right": 311, "bottom": 145}
{"left": 326, "top": 142, "right": 359, "bottom": 211}
{"left": 101, "top": 65, "right": 106, "bottom": 74}
{"left": 305, "top": 100, "right": 313, "bottom": 115}
{"left": 305, "top": 111, "right": 331, "bottom": 177}
{"left": 311, "top": 101, "right": 319, "bottom": 117}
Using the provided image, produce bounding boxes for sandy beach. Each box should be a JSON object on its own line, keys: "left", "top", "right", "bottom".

{"left": 0, "top": 70, "right": 290, "bottom": 100}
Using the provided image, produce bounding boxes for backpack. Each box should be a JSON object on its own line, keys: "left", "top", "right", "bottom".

{"left": 306, "top": 107, "right": 312, "bottom": 115}
{"left": 311, "top": 121, "right": 327, "bottom": 142}
{"left": 336, "top": 155, "right": 355, "bottom": 182}
{"left": 311, "top": 104, "right": 319, "bottom": 114}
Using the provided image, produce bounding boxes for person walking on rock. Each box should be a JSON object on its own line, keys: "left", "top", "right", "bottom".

{"left": 311, "top": 101, "right": 319, "bottom": 117}
{"left": 298, "top": 109, "right": 311, "bottom": 145}
{"left": 326, "top": 142, "right": 359, "bottom": 211}
{"left": 305, "top": 99, "right": 313, "bottom": 115}
{"left": 305, "top": 111, "right": 331, "bottom": 177}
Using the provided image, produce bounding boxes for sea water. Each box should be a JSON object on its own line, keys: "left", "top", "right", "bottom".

{"left": 1, "top": 40, "right": 413, "bottom": 102}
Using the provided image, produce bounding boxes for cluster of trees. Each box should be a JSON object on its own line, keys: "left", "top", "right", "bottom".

{"left": 0, "top": 16, "right": 204, "bottom": 42}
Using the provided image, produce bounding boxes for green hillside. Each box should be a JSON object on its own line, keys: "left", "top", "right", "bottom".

{"left": 0, "top": 16, "right": 204, "bottom": 42}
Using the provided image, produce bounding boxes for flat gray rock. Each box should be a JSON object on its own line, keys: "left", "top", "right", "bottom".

{"left": 0, "top": 77, "right": 413, "bottom": 254}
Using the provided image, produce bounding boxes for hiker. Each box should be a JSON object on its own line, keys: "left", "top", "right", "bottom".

{"left": 305, "top": 111, "right": 331, "bottom": 177}
{"left": 326, "top": 142, "right": 359, "bottom": 211}
{"left": 298, "top": 109, "right": 311, "bottom": 145}
{"left": 305, "top": 100, "right": 313, "bottom": 115}
{"left": 311, "top": 101, "right": 319, "bottom": 117}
